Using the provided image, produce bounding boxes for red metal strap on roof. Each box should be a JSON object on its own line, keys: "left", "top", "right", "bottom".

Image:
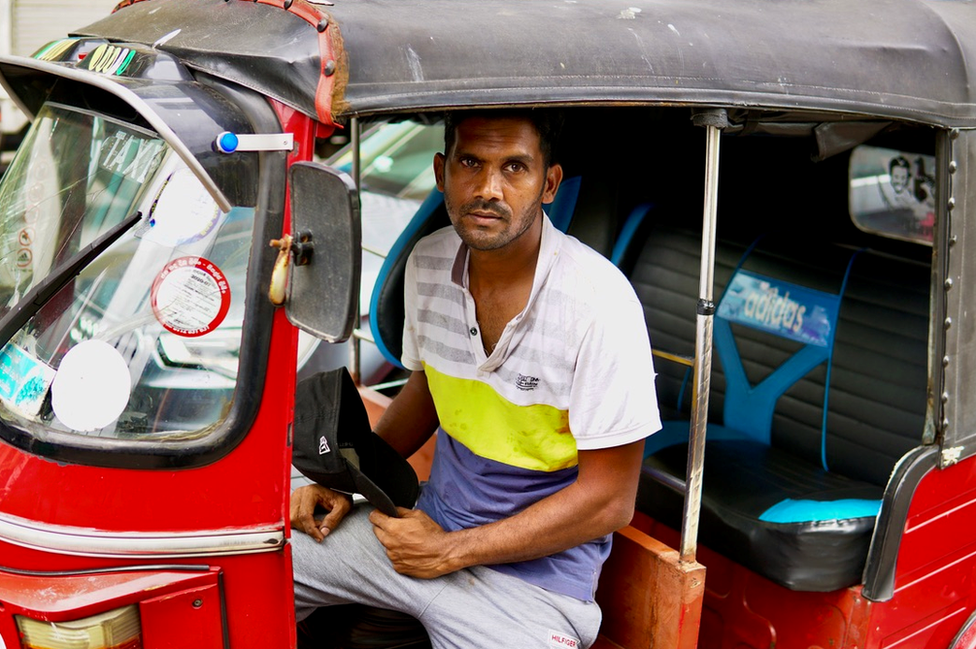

{"left": 256, "top": 0, "right": 338, "bottom": 128}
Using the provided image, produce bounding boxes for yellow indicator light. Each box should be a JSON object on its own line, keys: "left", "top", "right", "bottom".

{"left": 16, "top": 605, "right": 142, "bottom": 649}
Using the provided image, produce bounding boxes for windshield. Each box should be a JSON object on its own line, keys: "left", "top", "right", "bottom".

{"left": 0, "top": 104, "right": 253, "bottom": 442}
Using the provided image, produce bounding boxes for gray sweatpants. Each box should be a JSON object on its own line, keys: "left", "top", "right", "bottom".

{"left": 291, "top": 505, "right": 602, "bottom": 649}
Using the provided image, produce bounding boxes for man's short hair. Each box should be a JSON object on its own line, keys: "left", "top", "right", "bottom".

{"left": 443, "top": 109, "right": 563, "bottom": 168}
{"left": 889, "top": 156, "right": 911, "bottom": 175}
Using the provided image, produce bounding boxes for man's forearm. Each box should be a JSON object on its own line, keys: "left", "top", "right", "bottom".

{"left": 441, "top": 475, "right": 633, "bottom": 570}
{"left": 370, "top": 441, "right": 645, "bottom": 578}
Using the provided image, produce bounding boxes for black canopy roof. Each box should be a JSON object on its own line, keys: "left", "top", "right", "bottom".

{"left": 67, "top": 0, "right": 976, "bottom": 128}
{"left": 325, "top": 0, "right": 976, "bottom": 127}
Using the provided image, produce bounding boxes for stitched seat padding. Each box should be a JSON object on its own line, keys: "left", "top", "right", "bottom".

{"left": 631, "top": 224, "right": 928, "bottom": 590}
{"left": 637, "top": 439, "right": 883, "bottom": 592}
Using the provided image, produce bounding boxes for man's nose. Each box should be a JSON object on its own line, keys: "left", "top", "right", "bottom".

{"left": 474, "top": 167, "right": 504, "bottom": 201}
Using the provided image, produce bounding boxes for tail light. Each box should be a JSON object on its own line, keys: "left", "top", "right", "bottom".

{"left": 16, "top": 605, "right": 141, "bottom": 649}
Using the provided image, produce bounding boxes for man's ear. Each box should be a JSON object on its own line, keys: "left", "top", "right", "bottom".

{"left": 433, "top": 152, "right": 446, "bottom": 192}
{"left": 542, "top": 163, "right": 564, "bottom": 204}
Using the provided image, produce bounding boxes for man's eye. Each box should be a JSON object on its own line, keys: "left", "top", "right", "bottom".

{"left": 459, "top": 157, "right": 478, "bottom": 168}
{"left": 506, "top": 162, "right": 526, "bottom": 173}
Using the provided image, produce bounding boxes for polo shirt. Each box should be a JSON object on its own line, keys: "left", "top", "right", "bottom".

{"left": 402, "top": 215, "right": 661, "bottom": 601}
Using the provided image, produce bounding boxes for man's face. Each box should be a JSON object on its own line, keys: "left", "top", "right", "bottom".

{"left": 891, "top": 166, "right": 910, "bottom": 193}
{"left": 434, "top": 117, "right": 562, "bottom": 252}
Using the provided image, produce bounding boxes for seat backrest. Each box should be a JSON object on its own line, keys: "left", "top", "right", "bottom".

{"left": 713, "top": 236, "right": 861, "bottom": 446}
{"left": 819, "top": 250, "right": 929, "bottom": 485}
{"left": 628, "top": 223, "right": 928, "bottom": 486}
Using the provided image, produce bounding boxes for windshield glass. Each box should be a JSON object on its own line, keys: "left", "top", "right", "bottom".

{"left": 0, "top": 104, "right": 253, "bottom": 441}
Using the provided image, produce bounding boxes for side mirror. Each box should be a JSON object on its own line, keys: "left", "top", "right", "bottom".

{"left": 274, "top": 162, "right": 361, "bottom": 343}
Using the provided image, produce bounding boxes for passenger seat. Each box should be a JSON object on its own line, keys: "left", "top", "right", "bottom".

{"left": 629, "top": 224, "right": 928, "bottom": 591}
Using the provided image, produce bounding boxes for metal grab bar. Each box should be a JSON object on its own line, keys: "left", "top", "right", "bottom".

{"left": 680, "top": 110, "right": 726, "bottom": 563}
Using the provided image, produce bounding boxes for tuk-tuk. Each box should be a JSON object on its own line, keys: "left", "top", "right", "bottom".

{"left": 1, "top": 1, "right": 976, "bottom": 648}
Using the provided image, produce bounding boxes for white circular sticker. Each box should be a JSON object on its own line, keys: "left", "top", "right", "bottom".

{"left": 51, "top": 340, "right": 132, "bottom": 432}
{"left": 151, "top": 257, "right": 231, "bottom": 338}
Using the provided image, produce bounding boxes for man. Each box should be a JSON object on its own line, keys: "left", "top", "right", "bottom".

{"left": 880, "top": 155, "right": 918, "bottom": 212}
{"left": 291, "top": 110, "right": 661, "bottom": 649}
{"left": 879, "top": 155, "right": 934, "bottom": 236}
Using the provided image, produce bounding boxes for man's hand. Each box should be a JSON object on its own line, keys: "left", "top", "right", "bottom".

{"left": 290, "top": 484, "right": 353, "bottom": 542}
{"left": 367, "top": 441, "right": 645, "bottom": 575}
{"left": 369, "top": 508, "right": 457, "bottom": 578}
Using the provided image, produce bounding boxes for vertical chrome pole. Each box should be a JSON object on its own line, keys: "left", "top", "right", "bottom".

{"left": 681, "top": 110, "right": 726, "bottom": 562}
{"left": 349, "top": 117, "right": 363, "bottom": 385}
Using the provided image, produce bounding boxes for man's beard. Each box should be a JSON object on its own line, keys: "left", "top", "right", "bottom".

{"left": 447, "top": 195, "right": 542, "bottom": 252}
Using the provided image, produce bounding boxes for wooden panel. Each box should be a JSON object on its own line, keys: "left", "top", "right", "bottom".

{"left": 597, "top": 524, "right": 705, "bottom": 649}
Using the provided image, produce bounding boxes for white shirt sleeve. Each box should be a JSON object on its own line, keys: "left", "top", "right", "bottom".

{"left": 569, "top": 291, "right": 662, "bottom": 450}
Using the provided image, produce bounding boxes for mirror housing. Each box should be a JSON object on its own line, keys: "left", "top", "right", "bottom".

{"left": 283, "top": 161, "right": 361, "bottom": 343}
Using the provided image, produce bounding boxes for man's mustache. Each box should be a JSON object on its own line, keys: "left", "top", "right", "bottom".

{"left": 460, "top": 200, "right": 510, "bottom": 219}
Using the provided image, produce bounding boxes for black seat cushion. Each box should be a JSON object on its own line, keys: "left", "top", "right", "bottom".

{"left": 637, "top": 439, "right": 883, "bottom": 591}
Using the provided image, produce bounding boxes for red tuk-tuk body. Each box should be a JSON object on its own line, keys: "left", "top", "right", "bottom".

{"left": 0, "top": 1, "right": 975, "bottom": 648}
{"left": 0, "top": 306, "right": 300, "bottom": 648}
{"left": 622, "top": 449, "right": 976, "bottom": 649}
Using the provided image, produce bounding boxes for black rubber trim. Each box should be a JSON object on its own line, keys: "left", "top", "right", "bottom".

{"left": 861, "top": 444, "right": 939, "bottom": 601}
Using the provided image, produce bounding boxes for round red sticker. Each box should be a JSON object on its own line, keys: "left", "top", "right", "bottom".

{"left": 151, "top": 256, "right": 231, "bottom": 337}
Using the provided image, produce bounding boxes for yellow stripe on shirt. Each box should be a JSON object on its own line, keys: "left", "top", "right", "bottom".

{"left": 424, "top": 363, "right": 577, "bottom": 472}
